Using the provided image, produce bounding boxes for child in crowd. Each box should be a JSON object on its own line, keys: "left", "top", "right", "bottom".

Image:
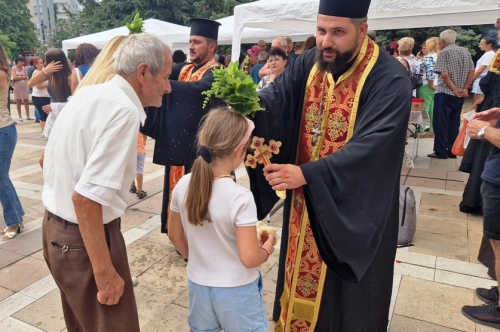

{"left": 168, "top": 108, "right": 274, "bottom": 332}
{"left": 130, "top": 132, "right": 147, "bottom": 199}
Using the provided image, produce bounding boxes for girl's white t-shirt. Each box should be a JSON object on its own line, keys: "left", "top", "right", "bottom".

{"left": 170, "top": 174, "right": 259, "bottom": 287}
{"left": 476, "top": 51, "right": 496, "bottom": 79}
{"left": 31, "top": 70, "right": 50, "bottom": 97}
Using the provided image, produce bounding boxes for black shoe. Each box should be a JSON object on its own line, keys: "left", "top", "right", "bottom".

{"left": 447, "top": 153, "right": 457, "bottom": 159}
{"left": 477, "top": 287, "right": 500, "bottom": 304}
{"left": 462, "top": 303, "right": 500, "bottom": 329}
{"left": 427, "top": 152, "right": 447, "bottom": 159}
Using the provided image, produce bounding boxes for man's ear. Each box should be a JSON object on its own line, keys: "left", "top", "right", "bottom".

{"left": 359, "top": 22, "right": 368, "bottom": 39}
{"left": 137, "top": 63, "right": 148, "bottom": 84}
{"left": 209, "top": 42, "right": 217, "bottom": 54}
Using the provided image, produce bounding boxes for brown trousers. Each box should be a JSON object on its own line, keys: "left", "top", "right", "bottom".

{"left": 42, "top": 210, "right": 140, "bottom": 332}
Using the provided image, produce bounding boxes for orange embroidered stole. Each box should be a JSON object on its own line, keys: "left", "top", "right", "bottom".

{"left": 166, "top": 59, "right": 220, "bottom": 224}
{"left": 275, "top": 38, "right": 379, "bottom": 332}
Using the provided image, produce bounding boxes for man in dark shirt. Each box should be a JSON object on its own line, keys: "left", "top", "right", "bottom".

{"left": 462, "top": 105, "right": 500, "bottom": 329}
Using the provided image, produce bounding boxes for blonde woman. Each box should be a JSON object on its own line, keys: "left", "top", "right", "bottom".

{"left": 75, "top": 36, "right": 126, "bottom": 93}
{"left": 417, "top": 37, "right": 440, "bottom": 132}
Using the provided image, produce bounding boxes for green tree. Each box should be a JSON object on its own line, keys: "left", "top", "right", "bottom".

{"left": 0, "top": 0, "right": 38, "bottom": 56}
{"left": 192, "top": 0, "right": 254, "bottom": 20}
{"left": 0, "top": 31, "right": 18, "bottom": 59}
{"left": 377, "top": 25, "right": 491, "bottom": 58}
{"left": 38, "top": 12, "right": 90, "bottom": 57}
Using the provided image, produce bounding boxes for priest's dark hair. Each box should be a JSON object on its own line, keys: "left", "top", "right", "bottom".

{"left": 351, "top": 17, "right": 368, "bottom": 29}
{"left": 205, "top": 37, "right": 218, "bottom": 48}
{"left": 184, "top": 107, "right": 249, "bottom": 226}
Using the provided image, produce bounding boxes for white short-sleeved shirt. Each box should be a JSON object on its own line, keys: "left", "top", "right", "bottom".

{"left": 170, "top": 174, "right": 259, "bottom": 287}
{"left": 476, "top": 51, "right": 496, "bottom": 79}
{"left": 42, "top": 75, "right": 145, "bottom": 224}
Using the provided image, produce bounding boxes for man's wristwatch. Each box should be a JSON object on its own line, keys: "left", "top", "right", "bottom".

{"left": 478, "top": 126, "right": 491, "bottom": 141}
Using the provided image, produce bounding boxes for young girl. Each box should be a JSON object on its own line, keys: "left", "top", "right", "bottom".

{"left": 169, "top": 108, "right": 275, "bottom": 332}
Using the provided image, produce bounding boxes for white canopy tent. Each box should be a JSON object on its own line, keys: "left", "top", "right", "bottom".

{"left": 232, "top": 0, "right": 500, "bottom": 59}
{"left": 160, "top": 15, "right": 313, "bottom": 51}
{"left": 62, "top": 18, "right": 186, "bottom": 53}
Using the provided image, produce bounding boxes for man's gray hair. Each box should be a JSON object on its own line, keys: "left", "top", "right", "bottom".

{"left": 114, "top": 34, "right": 170, "bottom": 77}
{"left": 273, "top": 37, "right": 287, "bottom": 47}
{"left": 440, "top": 29, "right": 457, "bottom": 46}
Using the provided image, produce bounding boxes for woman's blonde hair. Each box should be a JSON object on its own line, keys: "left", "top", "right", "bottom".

{"left": 184, "top": 108, "right": 249, "bottom": 226}
{"left": 0, "top": 42, "right": 10, "bottom": 78}
{"left": 398, "top": 37, "right": 415, "bottom": 55}
{"left": 74, "top": 35, "right": 126, "bottom": 94}
{"left": 426, "top": 37, "right": 440, "bottom": 54}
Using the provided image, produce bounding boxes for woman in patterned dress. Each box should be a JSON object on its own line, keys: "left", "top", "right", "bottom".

{"left": 11, "top": 56, "right": 31, "bottom": 121}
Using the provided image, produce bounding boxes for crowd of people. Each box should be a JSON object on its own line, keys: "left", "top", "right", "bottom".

{"left": 1, "top": 1, "right": 500, "bottom": 331}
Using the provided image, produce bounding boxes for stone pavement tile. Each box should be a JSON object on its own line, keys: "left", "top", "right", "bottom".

{"left": 0, "top": 228, "right": 43, "bottom": 256}
{"left": 400, "top": 176, "right": 407, "bottom": 185}
{"left": 446, "top": 181, "right": 466, "bottom": 191}
{"left": 264, "top": 291, "right": 277, "bottom": 331}
{"left": 0, "top": 292, "right": 36, "bottom": 321}
{"left": 260, "top": 250, "right": 280, "bottom": 277}
{"left": 127, "top": 239, "right": 175, "bottom": 278}
{"left": 401, "top": 167, "right": 411, "bottom": 176}
{"left": 0, "top": 317, "right": 46, "bottom": 332}
{"left": 0, "top": 256, "right": 50, "bottom": 292}
{"left": 140, "top": 226, "right": 174, "bottom": 247}
{"left": 416, "top": 216, "right": 467, "bottom": 238}
{"left": 18, "top": 196, "right": 41, "bottom": 209}
{"left": 173, "top": 288, "right": 188, "bottom": 308}
{"left": 134, "top": 252, "right": 188, "bottom": 320}
{"left": 436, "top": 257, "right": 490, "bottom": 279}
{"left": 0, "top": 249, "right": 24, "bottom": 269}
{"left": 410, "top": 231, "right": 469, "bottom": 261}
{"left": 0, "top": 286, "right": 13, "bottom": 302}
{"left": 406, "top": 177, "right": 446, "bottom": 190}
{"left": 418, "top": 205, "right": 467, "bottom": 222}
{"left": 434, "top": 270, "right": 496, "bottom": 290}
{"left": 14, "top": 172, "right": 44, "bottom": 185}
{"left": 394, "top": 276, "right": 475, "bottom": 332}
{"left": 389, "top": 315, "right": 462, "bottom": 332}
{"left": 420, "top": 193, "right": 462, "bottom": 210}
{"left": 469, "top": 241, "right": 481, "bottom": 264}
{"left": 143, "top": 162, "right": 163, "bottom": 173}
{"left": 29, "top": 249, "right": 45, "bottom": 261}
{"left": 141, "top": 303, "right": 189, "bottom": 332}
{"left": 130, "top": 192, "right": 163, "bottom": 215}
{"left": 409, "top": 168, "right": 448, "bottom": 180}
{"left": 447, "top": 171, "right": 469, "bottom": 182}
{"left": 12, "top": 289, "right": 65, "bottom": 332}
{"left": 120, "top": 210, "right": 156, "bottom": 233}
{"left": 468, "top": 213, "right": 483, "bottom": 222}
{"left": 395, "top": 250, "right": 436, "bottom": 268}
{"left": 263, "top": 263, "right": 279, "bottom": 293}
{"left": 429, "top": 158, "right": 460, "bottom": 172}
{"left": 393, "top": 261, "right": 435, "bottom": 281}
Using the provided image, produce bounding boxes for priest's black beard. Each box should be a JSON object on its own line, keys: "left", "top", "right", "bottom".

{"left": 315, "top": 40, "right": 359, "bottom": 74}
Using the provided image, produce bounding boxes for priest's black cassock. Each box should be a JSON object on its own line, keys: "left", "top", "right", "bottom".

{"left": 141, "top": 61, "right": 223, "bottom": 232}
{"left": 248, "top": 47, "right": 412, "bottom": 331}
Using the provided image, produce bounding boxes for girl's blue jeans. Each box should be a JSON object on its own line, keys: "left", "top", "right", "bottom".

{"left": 0, "top": 123, "right": 25, "bottom": 227}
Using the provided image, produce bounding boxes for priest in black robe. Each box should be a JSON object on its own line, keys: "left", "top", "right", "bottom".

{"left": 246, "top": 0, "right": 412, "bottom": 330}
{"left": 141, "top": 18, "right": 223, "bottom": 233}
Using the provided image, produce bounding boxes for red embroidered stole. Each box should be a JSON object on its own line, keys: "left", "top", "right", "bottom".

{"left": 275, "top": 38, "right": 379, "bottom": 332}
{"left": 166, "top": 59, "right": 220, "bottom": 226}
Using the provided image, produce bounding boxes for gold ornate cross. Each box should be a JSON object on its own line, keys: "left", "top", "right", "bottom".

{"left": 245, "top": 136, "right": 286, "bottom": 199}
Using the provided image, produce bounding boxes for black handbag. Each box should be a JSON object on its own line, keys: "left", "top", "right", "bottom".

{"left": 403, "top": 59, "right": 423, "bottom": 90}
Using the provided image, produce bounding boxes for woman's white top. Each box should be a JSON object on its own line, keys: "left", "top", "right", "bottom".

{"left": 31, "top": 70, "right": 50, "bottom": 97}
{"left": 171, "top": 174, "right": 259, "bottom": 287}
{"left": 475, "top": 50, "right": 496, "bottom": 80}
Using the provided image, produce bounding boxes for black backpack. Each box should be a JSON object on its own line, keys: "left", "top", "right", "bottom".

{"left": 402, "top": 58, "right": 423, "bottom": 90}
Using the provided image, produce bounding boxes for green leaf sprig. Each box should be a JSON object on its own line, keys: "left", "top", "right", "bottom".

{"left": 202, "top": 59, "right": 264, "bottom": 117}
{"left": 126, "top": 12, "right": 144, "bottom": 34}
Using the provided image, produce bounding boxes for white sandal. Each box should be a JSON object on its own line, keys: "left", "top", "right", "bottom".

{"left": 1, "top": 223, "right": 24, "bottom": 241}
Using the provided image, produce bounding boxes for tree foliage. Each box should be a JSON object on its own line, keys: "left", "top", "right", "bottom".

{"left": 0, "top": 0, "right": 38, "bottom": 56}
{"left": 0, "top": 32, "right": 18, "bottom": 59}
{"left": 377, "top": 25, "right": 494, "bottom": 58}
{"left": 38, "top": 12, "right": 90, "bottom": 57}
{"left": 77, "top": 0, "right": 254, "bottom": 33}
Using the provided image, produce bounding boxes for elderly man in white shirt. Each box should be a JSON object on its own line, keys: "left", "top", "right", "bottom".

{"left": 41, "top": 33, "right": 172, "bottom": 332}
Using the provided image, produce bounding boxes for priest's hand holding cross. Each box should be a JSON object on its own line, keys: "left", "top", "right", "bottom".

{"left": 264, "top": 164, "right": 307, "bottom": 191}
